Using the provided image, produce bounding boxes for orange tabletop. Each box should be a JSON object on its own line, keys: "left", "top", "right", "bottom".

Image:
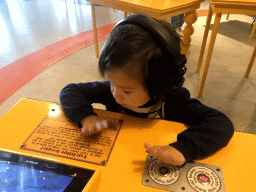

{"left": 0, "top": 98, "right": 256, "bottom": 192}
{"left": 211, "top": 0, "right": 256, "bottom": 6}
{"left": 86, "top": 0, "right": 203, "bottom": 18}
{"left": 210, "top": 0, "right": 256, "bottom": 14}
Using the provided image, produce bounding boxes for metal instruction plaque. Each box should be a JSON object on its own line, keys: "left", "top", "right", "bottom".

{"left": 20, "top": 104, "right": 122, "bottom": 165}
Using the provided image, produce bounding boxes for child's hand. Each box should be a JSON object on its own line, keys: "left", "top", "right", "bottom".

{"left": 80, "top": 115, "right": 109, "bottom": 136}
{"left": 144, "top": 142, "right": 186, "bottom": 166}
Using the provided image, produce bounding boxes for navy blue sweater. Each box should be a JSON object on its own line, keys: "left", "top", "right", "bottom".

{"left": 59, "top": 81, "right": 234, "bottom": 162}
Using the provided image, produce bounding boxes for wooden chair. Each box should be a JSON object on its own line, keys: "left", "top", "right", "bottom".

{"left": 196, "top": 0, "right": 256, "bottom": 98}
{"left": 226, "top": 14, "right": 256, "bottom": 40}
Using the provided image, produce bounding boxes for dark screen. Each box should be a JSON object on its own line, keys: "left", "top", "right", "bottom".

{"left": 0, "top": 151, "right": 94, "bottom": 192}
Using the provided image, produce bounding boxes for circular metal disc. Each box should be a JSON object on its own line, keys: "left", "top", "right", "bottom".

{"left": 148, "top": 159, "right": 180, "bottom": 185}
{"left": 187, "top": 166, "right": 221, "bottom": 192}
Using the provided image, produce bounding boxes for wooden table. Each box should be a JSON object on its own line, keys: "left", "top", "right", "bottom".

{"left": 86, "top": 0, "right": 204, "bottom": 57}
{"left": 1, "top": 98, "right": 256, "bottom": 191}
{"left": 196, "top": 0, "right": 256, "bottom": 98}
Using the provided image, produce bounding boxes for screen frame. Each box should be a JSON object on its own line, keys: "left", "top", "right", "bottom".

{"left": 0, "top": 151, "right": 95, "bottom": 192}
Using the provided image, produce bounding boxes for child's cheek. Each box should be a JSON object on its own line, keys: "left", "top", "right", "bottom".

{"left": 110, "top": 85, "right": 114, "bottom": 95}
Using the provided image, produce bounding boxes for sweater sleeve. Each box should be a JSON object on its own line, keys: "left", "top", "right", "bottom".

{"left": 59, "top": 81, "right": 111, "bottom": 125}
{"left": 165, "top": 88, "right": 234, "bottom": 162}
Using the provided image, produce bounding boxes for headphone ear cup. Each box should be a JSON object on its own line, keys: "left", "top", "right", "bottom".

{"left": 146, "top": 49, "right": 174, "bottom": 97}
{"left": 162, "top": 54, "right": 187, "bottom": 94}
{"left": 146, "top": 53, "right": 187, "bottom": 98}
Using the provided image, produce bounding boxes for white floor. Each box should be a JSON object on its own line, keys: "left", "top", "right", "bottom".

{"left": 1, "top": 0, "right": 256, "bottom": 134}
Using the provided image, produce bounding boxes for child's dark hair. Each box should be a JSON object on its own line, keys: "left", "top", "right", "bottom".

{"left": 99, "top": 15, "right": 185, "bottom": 99}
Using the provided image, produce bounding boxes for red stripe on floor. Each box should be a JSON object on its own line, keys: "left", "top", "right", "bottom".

{"left": 0, "top": 23, "right": 116, "bottom": 105}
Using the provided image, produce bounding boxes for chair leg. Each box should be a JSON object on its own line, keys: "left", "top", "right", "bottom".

{"left": 196, "top": 4, "right": 213, "bottom": 73}
{"left": 226, "top": 14, "right": 229, "bottom": 20}
{"left": 91, "top": 3, "right": 99, "bottom": 58}
{"left": 198, "top": 13, "right": 222, "bottom": 98}
{"left": 124, "top": 12, "right": 127, "bottom": 18}
{"left": 244, "top": 46, "right": 256, "bottom": 78}
{"left": 249, "top": 18, "right": 256, "bottom": 40}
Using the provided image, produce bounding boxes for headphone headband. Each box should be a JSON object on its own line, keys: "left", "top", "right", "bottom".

{"left": 114, "top": 14, "right": 181, "bottom": 58}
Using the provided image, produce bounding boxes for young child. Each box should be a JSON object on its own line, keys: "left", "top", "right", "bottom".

{"left": 60, "top": 14, "right": 234, "bottom": 166}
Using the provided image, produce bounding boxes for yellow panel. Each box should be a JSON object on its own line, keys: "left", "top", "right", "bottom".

{"left": 1, "top": 99, "right": 256, "bottom": 191}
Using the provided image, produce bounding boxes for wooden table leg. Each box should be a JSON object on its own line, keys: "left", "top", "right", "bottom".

{"left": 244, "top": 46, "right": 256, "bottom": 78}
{"left": 181, "top": 10, "right": 198, "bottom": 55}
{"left": 249, "top": 20, "right": 256, "bottom": 40}
{"left": 197, "top": 13, "right": 222, "bottom": 98}
{"left": 91, "top": 3, "right": 99, "bottom": 58}
{"left": 196, "top": 5, "right": 213, "bottom": 73}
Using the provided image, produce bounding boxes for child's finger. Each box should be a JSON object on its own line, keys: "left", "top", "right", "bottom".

{"left": 96, "top": 122, "right": 102, "bottom": 131}
{"left": 81, "top": 127, "right": 85, "bottom": 134}
{"left": 81, "top": 127, "right": 89, "bottom": 135}
{"left": 102, "top": 120, "right": 108, "bottom": 129}
{"left": 144, "top": 142, "right": 151, "bottom": 151}
{"left": 88, "top": 126, "right": 94, "bottom": 134}
{"left": 144, "top": 142, "right": 159, "bottom": 156}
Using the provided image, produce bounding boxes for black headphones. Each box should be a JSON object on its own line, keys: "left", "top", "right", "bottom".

{"left": 113, "top": 14, "right": 187, "bottom": 98}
